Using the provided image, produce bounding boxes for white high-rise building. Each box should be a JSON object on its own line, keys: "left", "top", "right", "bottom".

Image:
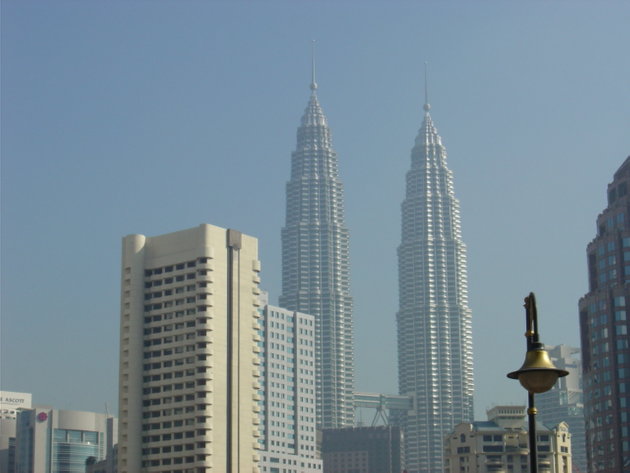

{"left": 396, "top": 86, "right": 474, "bottom": 473}
{"left": 118, "top": 224, "right": 262, "bottom": 473}
{"left": 257, "top": 300, "right": 322, "bottom": 473}
{"left": 279, "top": 63, "right": 354, "bottom": 429}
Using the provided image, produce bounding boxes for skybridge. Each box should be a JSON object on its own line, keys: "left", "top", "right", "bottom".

{"left": 354, "top": 392, "right": 412, "bottom": 426}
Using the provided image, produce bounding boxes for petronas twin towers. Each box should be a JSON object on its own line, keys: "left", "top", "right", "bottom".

{"left": 280, "top": 60, "right": 473, "bottom": 473}
{"left": 396, "top": 97, "right": 474, "bottom": 472}
{"left": 280, "top": 74, "right": 355, "bottom": 429}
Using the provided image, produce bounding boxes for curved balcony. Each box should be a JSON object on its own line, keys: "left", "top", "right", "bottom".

{"left": 485, "top": 459, "right": 505, "bottom": 473}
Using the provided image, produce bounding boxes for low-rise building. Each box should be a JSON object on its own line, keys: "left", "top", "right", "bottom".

{"left": 321, "top": 425, "right": 404, "bottom": 473}
{"left": 444, "top": 406, "right": 571, "bottom": 473}
{"left": 0, "top": 391, "right": 32, "bottom": 473}
{"left": 14, "top": 407, "right": 116, "bottom": 473}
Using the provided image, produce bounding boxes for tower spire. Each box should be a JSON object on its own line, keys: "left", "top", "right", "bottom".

{"left": 282, "top": 38, "right": 355, "bottom": 430}
{"left": 310, "top": 40, "right": 318, "bottom": 92}
{"left": 397, "top": 68, "right": 474, "bottom": 473}
{"left": 423, "top": 61, "right": 431, "bottom": 112}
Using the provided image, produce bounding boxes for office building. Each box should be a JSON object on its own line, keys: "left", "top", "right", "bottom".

{"left": 258, "top": 301, "right": 322, "bottom": 473}
{"left": 320, "top": 425, "right": 404, "bottom": 473}
{"left": 536, "top": 345, "right": 586, "bottom": 472}
{"left": 395, "top": 85, "right": 474, "bottom": 472}
{"left": 0, "top": 391, "right": 32, "bottom": 473}
{"left": 279, "top": 63, "right": 354, "bottom": 429}
{"left": 444, "top": 406, "right": 572, "bottom": 473}
{"left": 579, "top": 156, "right": 630, "bottom": 473}
{"left": 118, "top": 224, "right": 262, "bottom": 473}
{"left": 14, "top": 407, "right": 116, "bottom": 473}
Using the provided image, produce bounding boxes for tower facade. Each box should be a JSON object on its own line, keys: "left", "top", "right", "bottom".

{"left": 579, "top": 156, "right": 630, "bottom": 473}
{"left": 118, "top": 224, "right": 262, "bottom": 473}
{"left": 396, "top": 93, "right": 474, "bottom": 473}
{"left": 257, "top": 302, "right": 322, "bottom": 472}
{"left": 279, "top": 70, "right": 354, "bottom": 429}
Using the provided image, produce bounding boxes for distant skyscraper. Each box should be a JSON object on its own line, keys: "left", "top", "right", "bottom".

{"left": 279, "top": 59, "right": 354, "bottom": 429}
{"left": 536, "top": 345, "right": 586, "bottom": 472}
{"left": 396, "top": 82, "right": 474, "bottom": 473}
{"left": 118, "top": 224, "right": 262, "bottom": 473}
{"left": 579, "top": 156, "right": 630, "bottom": 473}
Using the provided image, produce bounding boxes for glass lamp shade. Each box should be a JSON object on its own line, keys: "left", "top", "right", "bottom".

{"left": 515, "top": 369, "right": 559, "bottom": 393}
{"left": 507, "top": 347, "right": 569, "bottom": 394}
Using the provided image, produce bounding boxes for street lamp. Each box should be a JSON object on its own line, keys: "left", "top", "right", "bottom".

{"left": 507, "top": 293, "right": 568, "bottom": 473}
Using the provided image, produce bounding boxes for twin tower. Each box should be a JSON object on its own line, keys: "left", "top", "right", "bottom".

{"left": 280, "top": 68, "right": 474, "bottom": 473}
{"left": 118, "top": 64, "right": 474, "bottom": 473}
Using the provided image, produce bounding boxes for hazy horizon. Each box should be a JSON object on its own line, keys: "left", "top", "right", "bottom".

{"left": 2, "top": 1, "right": 629, "bottom": 421}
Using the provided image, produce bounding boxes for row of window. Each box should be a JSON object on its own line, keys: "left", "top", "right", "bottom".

{"left": 590, "top": 310, "right": 628, "bottom": 327}
{"left": 145, "top": 296, "right": 198, "bottom": 311}
{"left": 144, "top": 351, "right": 197, "bottom": 363}
{"left": 53, "top": 429, "right": 99, "bottom": 445}
{"left": 591, "top": 338, "right": 629, "bottom": 357}
{"left": 143, "top": 362, "right": 205, "bottom": 374}
{"left": 141, "top": 455, "right": 198, "bottom": 467}
{"left": 590, "top": 324, "right": 629, "bottom": 341}
{"left": 145, "top": 326, "right": 198, "bottom": 337}
{"left": 145, "top": 328, "right": 197, "bottom": 342}
{"left": 143, "top": 418, "right": 208, "bottom": 431}
{"left": 142, "top": 381, "right": 200, "bottom": 395}
{"left": 143, "top": 443, "right": 200, "bottom": 454}
{"left": 144, "top": 310, "right": 199, "bottom": 324}
{"left": 146, "top": 284, "right": 199, "bottom": 298}
{"left": 145, "top": 258, "right": 211, "bottom": 277}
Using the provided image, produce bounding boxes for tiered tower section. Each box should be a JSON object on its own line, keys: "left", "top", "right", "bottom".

{"left": 396, "top": 94, "right": 474, "bottom": 473}
{"left": 280, "top": 73, "right": 354, "bottom": 429}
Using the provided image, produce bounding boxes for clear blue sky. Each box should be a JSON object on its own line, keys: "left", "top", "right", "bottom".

{"left": 1, "top": 1, "right": 629, "bottom": 420}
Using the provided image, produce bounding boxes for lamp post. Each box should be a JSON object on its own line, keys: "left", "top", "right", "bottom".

{"left": 507, "top": 293, "right": 568, "bottom": 473}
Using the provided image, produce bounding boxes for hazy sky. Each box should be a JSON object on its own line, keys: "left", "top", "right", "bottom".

{"left": 2, "top": 1, "right": 629, "bottom": 420}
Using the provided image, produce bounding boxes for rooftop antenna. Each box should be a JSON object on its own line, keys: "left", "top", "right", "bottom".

{"left": 423, "top": 61, "right": 431, "bottom": 112}
{"left": 310, "top": 39, "right": 318, "bottom": 91}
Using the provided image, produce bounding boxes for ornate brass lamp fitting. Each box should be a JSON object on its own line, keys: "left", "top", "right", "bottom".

{"left": 506, "top": 293, "right": 569, "bottom": 473}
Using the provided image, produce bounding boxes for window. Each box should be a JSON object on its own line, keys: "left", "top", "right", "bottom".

{"left": 483, "top": 445, "right": 503, "bottom": 452}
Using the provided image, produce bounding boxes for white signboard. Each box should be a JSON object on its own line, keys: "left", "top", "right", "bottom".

{"left": 0, "top": 391, "right": 32, "bottom": 414}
